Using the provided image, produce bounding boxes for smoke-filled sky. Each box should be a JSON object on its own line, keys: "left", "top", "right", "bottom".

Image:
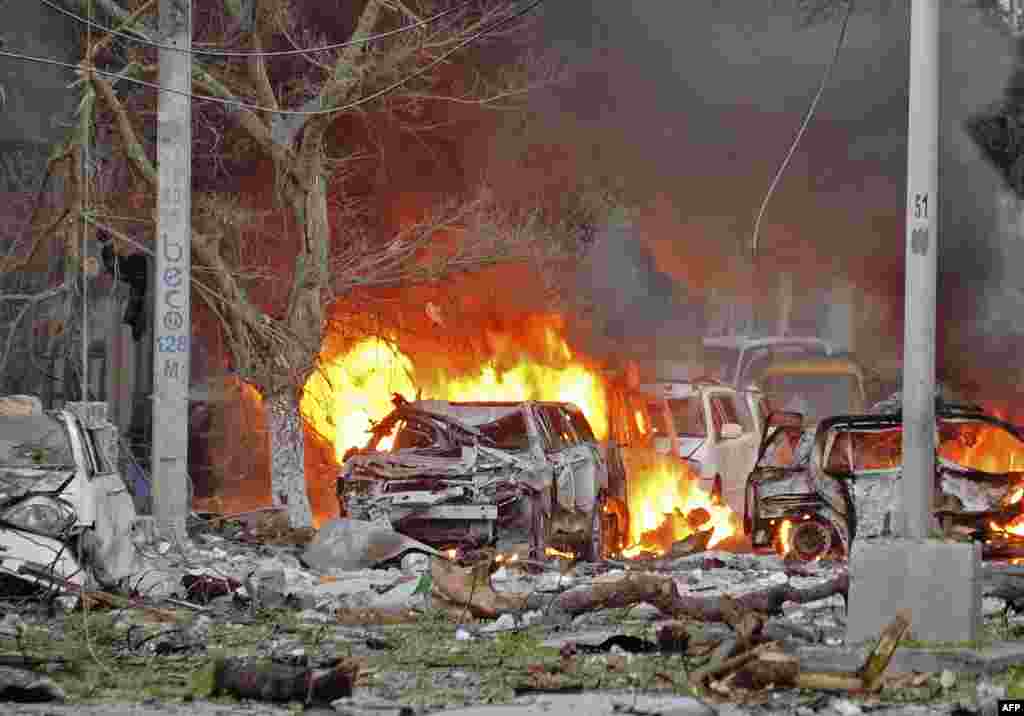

{"left": 479, "top": 1, "right": 1020, "bottom": 389}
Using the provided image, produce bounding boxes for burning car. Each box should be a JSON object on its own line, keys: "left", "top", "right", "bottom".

{"left": 638, "top": 379, "right": 766, "bottom": 521}
{"left": 336, "top": 396, "right": 615, "bottom": 560}
{"left": 745, "top": 405, "right": 1024, "bottom": 560}
{"left": 0, "top": 396, "right": 138, "bottom": 591}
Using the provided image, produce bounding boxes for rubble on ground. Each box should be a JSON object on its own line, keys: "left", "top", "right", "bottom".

{"left": 5, "top": 507, "right": 1024, "bottom": 715}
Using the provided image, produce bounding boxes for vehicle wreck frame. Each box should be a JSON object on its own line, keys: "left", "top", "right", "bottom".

{"left": 336, "top": 398, "right": 611, "bottom": 561}
{"left": 745, "top": 407, "right": 1024, "bottom": 559}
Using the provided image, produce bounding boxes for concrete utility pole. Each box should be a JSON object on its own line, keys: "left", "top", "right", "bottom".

{"left": 900, "top": 0, "right": 939, "bottom": 539}
{"left": 152, "top": 0, "right": 192, "bottom": 543}
{"left": 848, "top": 0, "right": 982, "bottom": 646}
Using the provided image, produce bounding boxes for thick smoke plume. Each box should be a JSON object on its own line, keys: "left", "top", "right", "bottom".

{"left": 480, "top": 1, "right": 1019, "bottom": 394}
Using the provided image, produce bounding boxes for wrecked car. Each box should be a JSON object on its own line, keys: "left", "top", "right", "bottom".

{"left": 0, "top": 396, "right": 137, "bottom": 591}
{"left": 638, "top": 379, "right": 766, "bottom": 520}
{"left": 745, "top": 405, "right": 1024, "bottom": 560}
{"left": 336, "top": 397, "right": 613, "bottom": 561}
{"left": 702, "top": 335, "right": 840, "bottom": 388}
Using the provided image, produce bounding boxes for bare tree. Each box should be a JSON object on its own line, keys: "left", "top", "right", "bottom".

{"left": 61, "top": 0, "right": 582, "bottom": 526}
{"left": 0, "top": 142, "right": 83, "bottom": 395}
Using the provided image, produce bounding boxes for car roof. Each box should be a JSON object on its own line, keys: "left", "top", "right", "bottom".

{"left": 410, "top": 399, "right": 581, "bottom": 411}
{"left": 638, "top": 380, "right": 732, "bottom": 400}
{"left": 757, "top": 356, "right": 865, "bottom": 379}
{"left": 702, "top": 335, "right": 838, "bottom": 352}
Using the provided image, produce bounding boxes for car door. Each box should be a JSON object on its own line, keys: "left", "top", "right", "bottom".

{"left": 705, "top": 389, "right": 759, "bottom": 517}
{"left": 565, "top": 405, "right": 608, "bottom": 494}
{"left": 608, "top": 390, "right": 668, "bottom": 504}
{"left": 536, "top": 405, "right": 588, "bottom": 514}
{"left": 557, "top": 405, "right": 603, "bottom": 514}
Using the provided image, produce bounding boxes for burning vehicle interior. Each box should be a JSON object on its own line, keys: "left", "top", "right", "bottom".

{"left": 754, "top": 357, "right": 868, "bottom": 426}
{"left": 746, "top": 406, "right": 1024, "bottom": 561}
{"left": 337, "top": 396, "right": 620, "bottom": 561}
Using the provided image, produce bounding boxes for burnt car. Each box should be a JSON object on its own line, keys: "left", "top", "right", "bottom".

{"left": 336, "top": 397, "right": 613, "bottom": 560}
{"left": 745, "top": 405, "right": 1024, "bottom": 559}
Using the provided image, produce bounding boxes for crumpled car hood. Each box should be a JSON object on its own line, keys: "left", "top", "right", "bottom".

{"left": 0, "top": 468, "right": 74, "bottom": 503}
{"left": 344, "top": 445, "right": 482, "bottom": 479}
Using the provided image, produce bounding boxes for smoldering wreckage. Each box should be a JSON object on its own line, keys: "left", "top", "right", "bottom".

{"left": 7, "top": 395, "right": 1024, "bottom": 714}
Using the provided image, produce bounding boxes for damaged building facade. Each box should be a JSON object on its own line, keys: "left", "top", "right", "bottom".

{"left": 0, "top": 5, "right": 241, "bottom": 510}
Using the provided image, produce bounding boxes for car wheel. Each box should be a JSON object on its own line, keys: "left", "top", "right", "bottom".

{"left": 583, "top": 501, "right": 605, "bottom": 562}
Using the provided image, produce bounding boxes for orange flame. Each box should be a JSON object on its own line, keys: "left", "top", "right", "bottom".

{"left": 777, "top": 519, "right": 794, "bottom": 557}
{"left": 943, "top": 411, "right": 1024, "bottom": 538}
{"left": 302, "top": 317, "right": 608, "bottom": 465}
{"left": 545, "top": 546, "right": 576, "bottom": 560}
{"left": 621, "top": 459, "right": 739, "bottom": 557}
{"left": 635, "top": 410, "right": 647, "bottom": 434}
{"left": 939, "top": 421, "right": 1024, "bottom": 475}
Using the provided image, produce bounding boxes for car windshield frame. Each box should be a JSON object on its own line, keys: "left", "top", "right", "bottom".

{"left": 818, "top": 416, "right": 1024, "bottom": 477}
{"left": 761, "top": 372, "right": 861, "bottom": 424}
{"left": 478, "top": 410, "right": 532, "bottom": 452}
{"left": 756, "top": 424, "right": 812, "bottom": 469}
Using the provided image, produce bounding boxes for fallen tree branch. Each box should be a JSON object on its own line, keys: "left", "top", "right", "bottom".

{"left": 78, "top": 591, "right": 181, "bottom": 624}
{"left": 691, "top": 641, "right": 777, "bottom": 687}
{"left": 429, "top": 558, "right": 849, "bottom": 622}
{"left": 734, "top": 612, "right": 910, "bottom": 694}
{"left": 858, "top": 610, "right": 911, "bottom": 690}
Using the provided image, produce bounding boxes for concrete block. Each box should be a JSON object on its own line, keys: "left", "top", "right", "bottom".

{"left": 846, "top": 538, "right": 981, "bottom": 644}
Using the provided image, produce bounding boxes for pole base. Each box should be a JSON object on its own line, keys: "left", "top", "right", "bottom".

{"left": 846, "top": 537, "right": 981, "bottom": 644}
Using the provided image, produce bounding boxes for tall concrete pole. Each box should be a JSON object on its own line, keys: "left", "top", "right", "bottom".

{"left": 900, "top": 0, "right": 939, "bottom": 539}
{"left": 152, "top": 0, "right": 192, "bottom": 543}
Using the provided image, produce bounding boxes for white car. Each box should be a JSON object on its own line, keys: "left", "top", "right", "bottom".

{"left": 637, "top": 380, "right": 768, "bottom": 521}
{"left": 702, "top": 335, "right": 840, "bottom": 388}
{"left": 0, "top": 397, "right": 138, "bottom": 590}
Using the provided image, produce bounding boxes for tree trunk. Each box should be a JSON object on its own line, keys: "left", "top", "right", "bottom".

{"left": 267, "top": 391, "right": 313, "bottom": 528}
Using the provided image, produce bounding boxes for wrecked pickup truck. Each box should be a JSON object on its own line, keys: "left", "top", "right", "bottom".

{"left": 745, "top": 405, "right": 1024, "bottom": 560}
{"left": 336, "top": 397, "right": 617, "bottom": 561}
{"left": 0, "top": 395, "right": 138, "bottom": 592}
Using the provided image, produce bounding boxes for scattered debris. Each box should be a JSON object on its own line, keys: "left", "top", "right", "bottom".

{"left": 302, "top": 518, "right": 442, "bottom": 572}
{"left": 205, "top": 655, "right": 359, "bottom": 705}
{"left": 180, "top": 574, "right": 240, "bottom": 604}
{"left": 709, "top": 611, "right": 911, "bottom": 695}
{"left": 0, "top": 666, "right": 65, "bottom": 703}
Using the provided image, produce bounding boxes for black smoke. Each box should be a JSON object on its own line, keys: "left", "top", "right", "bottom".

{"left": 485, "top": 1, "right": 1017, "bottom": 394}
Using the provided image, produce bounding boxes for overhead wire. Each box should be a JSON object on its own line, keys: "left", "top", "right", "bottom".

{"left": 749, "top": 0, "right": 855, "bottom": 256}
{"left": 0, "top": 0, "right": 544, "bottom": 117}
{"left": 39, "top": 0, "right": 484, "bottom": 57}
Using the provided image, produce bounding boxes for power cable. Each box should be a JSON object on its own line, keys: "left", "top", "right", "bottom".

{"left": 749, "top": 0, "right": 854, "bottom": 256}
{"left": 0, "top": 0, "right": 543, "bottom": 117}
{"left": 38, "top": 0, "right": 480, "bottom": 58}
